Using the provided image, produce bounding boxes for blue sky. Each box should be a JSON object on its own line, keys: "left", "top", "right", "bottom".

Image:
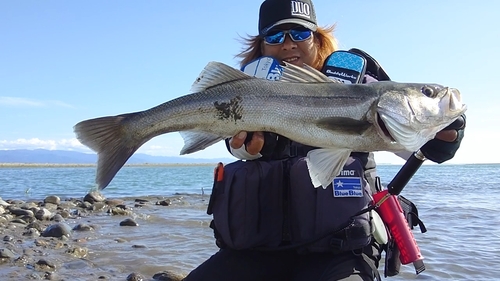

{"left": 0, "top": 1, "right": 498, "bottom": 164}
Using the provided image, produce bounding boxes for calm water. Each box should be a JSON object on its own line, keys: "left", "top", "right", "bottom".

{"left": 1, "top": 163, "right": 499, "bottom": 280}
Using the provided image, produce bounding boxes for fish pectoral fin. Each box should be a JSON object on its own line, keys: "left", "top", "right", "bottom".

{"left": 179, "top": 131, "right": 224, "bottom": 155}
{"left": 305, "top": 148, "right": 352, "bottom": 189}
{"left": 190, "top": 62, "right": 251, "bottom": 93}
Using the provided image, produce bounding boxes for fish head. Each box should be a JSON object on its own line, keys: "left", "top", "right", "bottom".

{"left": 374, "top": 82, "right": 467, "bottom": 151}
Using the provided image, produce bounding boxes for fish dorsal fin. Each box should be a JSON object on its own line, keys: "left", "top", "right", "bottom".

{"left": 281, "top": 62, "right": 337, "bottom": 83}
{"left": 190, "top": 62, "right": 250, "bottom": 93}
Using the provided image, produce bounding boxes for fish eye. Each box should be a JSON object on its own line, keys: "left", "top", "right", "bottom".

{"left": 421, "top": 86, "right": 434, "bottom": 97}
{"left": 421, "top": 84, "right": 445, "bottom": 97}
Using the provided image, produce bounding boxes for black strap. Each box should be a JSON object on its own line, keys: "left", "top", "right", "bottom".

{"left": 348, "top": 48, "right": 391, "bottom": 82}
{"left": 362, "top": 252, "right": 382, "bottom": 281}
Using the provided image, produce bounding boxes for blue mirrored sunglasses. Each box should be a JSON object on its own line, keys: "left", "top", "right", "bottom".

{"left": 263, "top": 29, "right": 313, "bottom": 45}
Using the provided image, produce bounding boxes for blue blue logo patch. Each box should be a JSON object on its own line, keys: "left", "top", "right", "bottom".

{"left": 332, "top": 177, "right": 363, "bottom": 197}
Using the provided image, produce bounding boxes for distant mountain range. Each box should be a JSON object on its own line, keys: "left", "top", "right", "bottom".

{"left": 0, "top": 149, "right": 235, "bottom": 164}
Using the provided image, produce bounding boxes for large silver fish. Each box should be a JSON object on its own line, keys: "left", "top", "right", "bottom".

{"left": 74, "top": 62, "right": 466, "bottom": 189}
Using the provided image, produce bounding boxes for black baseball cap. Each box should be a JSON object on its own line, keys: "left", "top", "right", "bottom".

{"left": 259, "top": 0, "right": 318, "bottom": 36}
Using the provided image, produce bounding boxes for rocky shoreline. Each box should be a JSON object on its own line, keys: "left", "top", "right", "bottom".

{"left": 0, "top": 193, "right": 188, "bottom": 281}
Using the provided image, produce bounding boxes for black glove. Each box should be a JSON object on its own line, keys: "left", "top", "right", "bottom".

{"left": 420, "top": 114, "right": 466, "bottom": 163}
{"left": 254, "top": 132, "right": 290, "bottom": 159}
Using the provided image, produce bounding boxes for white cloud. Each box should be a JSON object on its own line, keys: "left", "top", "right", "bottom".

{"left": 0, "top": 136, "right": 230, "bottom": 159}
{"left": 138, "top": 144, "right": 179, "bottom": 156}
{"left": 0, "top": 96, "right": 74, "bottom": 108}
{"left": 0, "top": 97, "right": 43, "bottom": 107}
{"left": 0, "top": 138, "right": 88, "bottom": 152}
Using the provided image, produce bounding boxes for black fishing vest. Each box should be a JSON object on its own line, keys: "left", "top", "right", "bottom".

{"left": 207, "top": 143, "right": 378, "bottom": 253}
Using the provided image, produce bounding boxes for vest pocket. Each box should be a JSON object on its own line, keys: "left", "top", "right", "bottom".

{"left": 289, "top": 157, "right": 372, "bottom": 253}
{"left": 210, "top": 160, "right": 285, "bottom": 249}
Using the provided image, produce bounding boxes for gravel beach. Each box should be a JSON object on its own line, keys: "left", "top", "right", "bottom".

{"left": 0, "top": 192, "right": 212, "bottom": 281}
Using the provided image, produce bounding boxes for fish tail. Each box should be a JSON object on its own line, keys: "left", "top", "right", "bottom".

{"left": 74, "top": 114, "right": 140, "bottom": 190}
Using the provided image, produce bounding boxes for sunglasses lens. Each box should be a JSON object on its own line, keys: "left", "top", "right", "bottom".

{"left": 263, "top": 29, "right": 312, "bottom": 45}
{"left": 264, "top": 31, "right": 285, "bottom": 45}
{"left": 290, "top": 30, "right": 312, "bottom": 41}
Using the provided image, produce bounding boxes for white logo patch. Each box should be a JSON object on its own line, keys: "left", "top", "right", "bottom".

{"left": 332, "top": 177, "right": 363, "bottom": 198}
{"left": 291, "top": 1, "right": 311, "bottom": 19}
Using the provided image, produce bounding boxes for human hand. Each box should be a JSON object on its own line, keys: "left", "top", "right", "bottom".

{"left": 420, "top": 114, "right": 466, "bottom": 163}
{"left": 229, "top": 131, "right": 265, "bottom": 156}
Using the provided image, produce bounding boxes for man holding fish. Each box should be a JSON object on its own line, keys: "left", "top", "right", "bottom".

{"left": 183, "top": 0, "right": 466, "bottom": 280}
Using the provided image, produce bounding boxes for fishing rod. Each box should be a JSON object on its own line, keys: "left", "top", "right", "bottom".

{"left": 387, "top": 150, "right": 426, "bottom": 195}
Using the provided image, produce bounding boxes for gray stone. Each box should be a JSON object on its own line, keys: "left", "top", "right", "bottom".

{"left": 127, "top": 272, "right": 145, "bottom": 281}
{"left": 58, "top": 210, "right": 71, "bottom": 218}
{"left": 72, "top": 223, "right": 94, "bottom": 232}
{"left": 83, "top": 191, "right": 106, "bottom": 204}
{"left": 51, "top": 214, "right": 64, "bottom": 222}
{"left": 35, "top": 258, "right": 56, "bottom": 270}
{"left": 91, "top": 202, "right": 107, "bottom": 211}
{"left": 109, "top": 207, "right": 132, "bottom": 216}
{"left": 0, "top": 248, "right": 16, "bottom": 259}
{"left": 0, "top": 198, "right": 10, "bottom": 207}
{"left": 65, "top": 246, "right": 88, "bottom": 258}
{"left": 27, "top": 221, "right": 44, "bottom": 232}
{"left": 152, "top": 271, "right": 185, "bottom": 281}
{"left": 35, "top": 208, "right": 52, "bottom": 220}
{"left": 156, "top": 199, "right": 171, "bottom": 206}
{"left": 9, "top": 208, "right": 34, "bottom": 217}
{"left": 41, "top": 223, "right": 72, "bottom": 238}
{"left": 44, "top": 195, "right": 61, "bottom": 205}
{"left": 119, "top": 218, "right": 138, "bottom": 226}
{"left": 22, "top": 228, "right": 40, "bottom": 237}
{"left": 3, "top": 235, "right": 13, "bottom": 242}
{"left": 106, "top": 199, "right": 125, "bottom": 206}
